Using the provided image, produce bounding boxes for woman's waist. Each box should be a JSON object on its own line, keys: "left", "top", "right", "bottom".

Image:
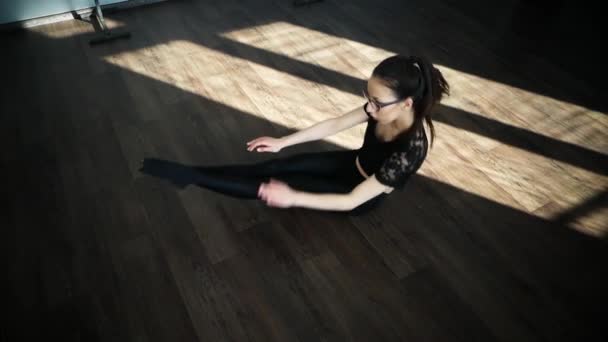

{"left": 355, "top": 155, "right": 393, "bottom": 194}
{"left": 355, "top": 155, "right": 370, "bottom": 179}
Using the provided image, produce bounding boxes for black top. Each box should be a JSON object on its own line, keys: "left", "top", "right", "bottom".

{"left": 358, "top": 103, "right": 428, "bottom": 189}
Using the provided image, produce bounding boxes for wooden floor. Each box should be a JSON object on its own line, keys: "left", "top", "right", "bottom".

{"left": 2, "top": 0, "right": 607, "bottom": 341}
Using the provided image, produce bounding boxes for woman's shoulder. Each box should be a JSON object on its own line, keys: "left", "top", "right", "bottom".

{"left": 393, "top": 123, "right": 427, "bottom": 150}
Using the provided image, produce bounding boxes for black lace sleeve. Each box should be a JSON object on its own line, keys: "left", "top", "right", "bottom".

{"left": 375, "top": 134, "right": 428, "bottom": 188}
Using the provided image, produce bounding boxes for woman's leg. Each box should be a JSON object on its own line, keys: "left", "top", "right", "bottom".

{"left": 140, "top": 150, "right": 358, "bottom": 198}
{"left": 139, "top": 158, "right": 263, "bottom": 198}
{"left": 198, "top": 150, "right": 358, "bottom": 177}
{"left": 139, "top": 154, "right": 385, "bottom": 213}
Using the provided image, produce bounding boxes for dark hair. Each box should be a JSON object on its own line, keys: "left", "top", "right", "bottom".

{"left": 372, "top": 55, "right": 449, "bottom": 146}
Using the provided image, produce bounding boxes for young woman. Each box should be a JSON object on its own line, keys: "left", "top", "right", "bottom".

{"left": 140, "top": 55, "right": 449, "bottom": 215}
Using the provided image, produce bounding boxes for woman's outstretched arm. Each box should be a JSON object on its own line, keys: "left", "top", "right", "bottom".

{"left": 247, "top": 106, "right": 368, "bottom": 152}
{"left": 258, "top": 174, "right": 392, "bottom": 211}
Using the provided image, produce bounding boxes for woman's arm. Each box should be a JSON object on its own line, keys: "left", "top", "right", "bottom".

{"left": 259, "top": 175, "right": 392, "bottom": 211}
{"left": 280, "top": 106, "right": 368, "bottom": 148}
{"left": 248, "top": 106, "right": 368, "bottom": 152}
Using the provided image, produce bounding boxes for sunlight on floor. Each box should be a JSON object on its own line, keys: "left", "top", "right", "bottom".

{"left": 437, "top": 66, "right": 607, "bottom": 156}
{"left": 565, "top": 199, "right": 607, "bottom": 238}
{"left": 220, "top": 21, "right": 394, "bottom": 79}
{"left": 426, "top": 121, "right": 607, "bottom": 236}
{"left": 221, "top": 21, "right": 607, "bottom": 157}
{"left": 103, "top": 39, "right": 367, "bottom": 150}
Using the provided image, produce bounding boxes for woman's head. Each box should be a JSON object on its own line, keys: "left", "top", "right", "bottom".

{"left": 365, "top": 55, "right": 449, "bottom": 145}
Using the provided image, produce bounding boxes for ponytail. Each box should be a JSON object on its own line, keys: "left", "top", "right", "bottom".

{"left": 411, "top": 56, "right": 449, "bottom": 147}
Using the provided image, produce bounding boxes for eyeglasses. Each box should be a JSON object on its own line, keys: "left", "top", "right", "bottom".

{"left": 362, "top": 88, "right": 403, "bottom": 111}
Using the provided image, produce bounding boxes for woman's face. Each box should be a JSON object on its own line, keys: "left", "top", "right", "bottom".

{"left": 365, "top": 76, "right": 412, "bottom": 124}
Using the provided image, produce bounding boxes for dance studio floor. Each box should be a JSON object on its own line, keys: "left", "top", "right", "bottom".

{"left": 3, "top": 0, "right": 607, "bottom": 340}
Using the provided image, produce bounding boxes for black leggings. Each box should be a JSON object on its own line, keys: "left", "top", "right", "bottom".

{"left": 139, "top": 150, "right": 386, "bottom": 215}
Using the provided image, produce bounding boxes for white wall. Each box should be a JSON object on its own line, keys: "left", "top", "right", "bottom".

{"left": 0, "top": 0, "right": 127, "bottom": 25}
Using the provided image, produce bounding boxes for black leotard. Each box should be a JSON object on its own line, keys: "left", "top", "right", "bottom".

{"left": 358, "top": 103, "right": 428, "bottom": 189}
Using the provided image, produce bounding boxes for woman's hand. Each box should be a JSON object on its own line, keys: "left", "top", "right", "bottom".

{"left": 258, "top": 179, "right": 297, "bottom": 208}
{"left": 246, "top": 136, "right": 285, "bottom": 153}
